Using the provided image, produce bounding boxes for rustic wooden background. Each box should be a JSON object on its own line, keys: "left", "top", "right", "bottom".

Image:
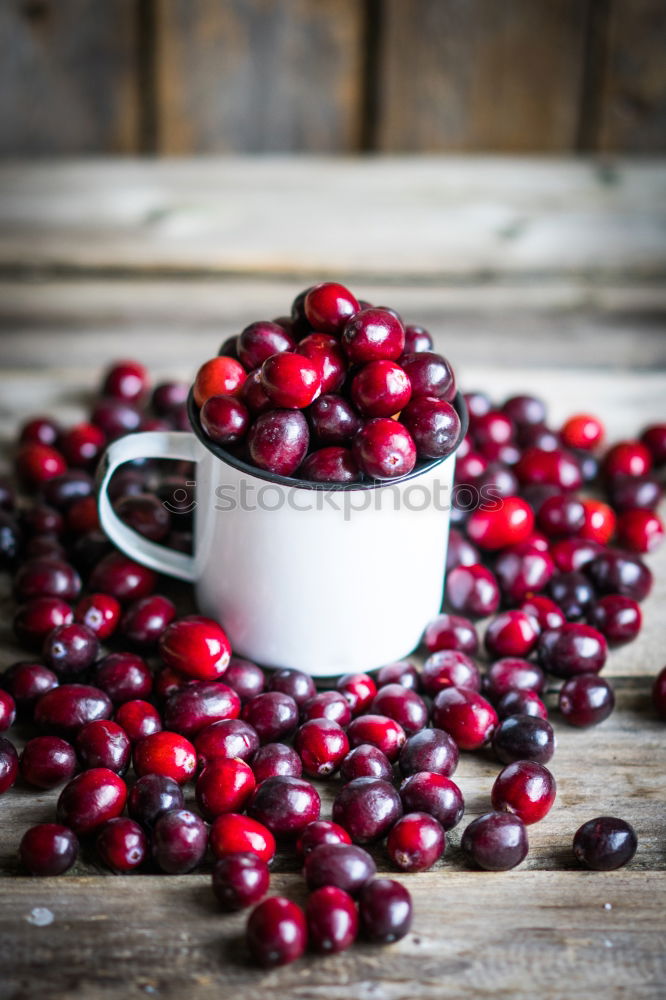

{"left": 1, "top": 0, "right": 665, "bottom": 156}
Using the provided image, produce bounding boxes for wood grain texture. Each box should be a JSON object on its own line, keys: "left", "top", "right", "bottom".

{"left": 0, "top": 0, "right": 139, "bottom": 156}
{"left": 154, "top": 0, "right": 364, "bottom": 153}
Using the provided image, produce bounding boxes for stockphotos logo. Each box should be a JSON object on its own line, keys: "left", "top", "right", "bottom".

{"left": 162, "top": 481, "right": 503, "bottom": 522}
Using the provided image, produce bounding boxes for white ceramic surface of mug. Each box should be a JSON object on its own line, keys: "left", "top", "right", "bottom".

{"left": 97, "top": 392, "right": 468, "bottom": 678}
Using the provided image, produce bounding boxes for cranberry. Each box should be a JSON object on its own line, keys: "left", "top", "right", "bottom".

{"left": 603, "top": 440, "right": 652, "bottom": 480}
{"left": 332, "top": 777, "right": 402, "bottom": 843}
{"left": 60, "top": 422, "right": 106, "bottom": 469}
{"left": 467, "top": 497, "right": 534, "bottom": 551}
{"left": 537, "top": 494, "right": 585, "bottom": 537}
{"left": 0, "top": 475, "right": 15, "bottom": 510}
{"left": 15, "top": 558, "right": 81, "bottom": 603}
{"left": 559, "top": 673, "right": 614, "bottom": 727}
{"left": 492, "top": 714, "right": 555, "bottom": 764}
{"left": 0, "top": 690, "right": 16, "bottom": 732}
{"left": 266, "top": 668, "right": 315, "bottom": 707}
{"left": 196, "top": 757, "right": 256, "bottom": 818}
{"left": 21, "top": 503, "right": 63, "bottom": 536}
{"left": 306, "top": 886, "right": 358, "bottom": 954}
{"left": 473, "top": 410, "right": 515, "bottom": 451}
{"left": 340, "top": 744, "right": 393, "bottom": 782}
{"left": 560, "top": 413, "right": 604, "bottom": 450}
{"left": 547, "top": 571, "right": 595, "bottom": 619}
{"left": 194, "top": 718, "right": 260, "bottom": 767}
{"left": 114, "top": 700, "right": 162, "bottom": 742}
{"left": 336, "top": 672, "right": 377, "bottom": 715}
{"left": 199, "top": 393, "right": 250, "bottom": 445}
{"left": 404, "top": 324, "right": 433, "bottom": 352}
{"left": 152, "top": 809, "right": 207, "bottom": 873}
{"left": 347, "top": 714, "right": 406, "bottom": 761}
{"left": 399, "top": 771, "right": 464, "bottom": 830}
{"left": 463, "top": 391, "right": 491, "bottom": 421}
{"left": 573, "top": 816, "right": 637, "bottom": 870}
{"left": 57, "top": 767, "right": 126, "bottom": 834}
{"left": 352, "top": 417, "right": 416, "bottom": 479}
{"left": 491, "top": 760, "right": 556, "bottom": 825}
{"left": 496, "top": 689, "right": 548, "bottom": 720}
{"left": 252, "top": 743, "right": 303, "bottom": 782}
{"left": 0, "top": 737, "right": 19, "bottom": 793}
{"left": 212, "top": 853, "right": 269, "bottom": 911}
{"left": 617, "top": 508, "right": 664, "bottom": 553}
{"left": 588, "top": 594, "right": 640, "bottom": 646}
{"left": 248, "top": 775, "right": 320, "bottom": 838}
{"left": 610, "top": 474, "right": 663, "bottom": 512}
{"left": 193, "top": 356, "right": 246, "bottom": 407}
{"left": 304, "top": 841, "right": 376, "bottom": 896}
{"left": 154, "top": 666, "right": 192, "bottom": 701}
{"left": 477, "top": 462, "right": 520, "bottom": 499}
{"left": 537, "top": 623, "right": 607, "bottom": 679}
{"left": 376, "top": 660, "right": 420, "bottom": 691}
{"left": 223, "top": 657, "right": 265, "bottom": 702}
{"left": 398, "top": 729, "right": 458, "bottom": 779}
{"left": 20, "top": 823, "right": 79, "bottom": 876}
{"left": 296, "top": 333, "right": 347, "bottom": 394}
{"left": 455, "top": 450, "right": 488, "bottom": 485}
{"left": 423, "top": 614, "right": 479, "bottom": 656}
{"left": 90, "top": 398, "right": 141, "bottom": 440}
{"left": 102, "top": 360, "right": 148, "bottom": 402}
{"left": 358, "top": 878, "right": 412, "bottom": 943}
{"left": 517, "top": 446, "right": 584, "bottom": 491}
{"left": 209, "top": 813, "right": 276, "bottom": 864}
{"left": 159, "top": 616, "right": 231, "bottom": 681}
{"left": 641, "top": 423, "right": 666, "bottom": 465}
{"left": 128, "top": 773, "right": 184, "bottom": 828}
{"left": 41, "top": 623, "right": 98, "bottom": 677}
{"left": 260, "top": 352, "right": 322, "bottom": 409}
{"left": 652, "top": 666, "right": 666, "bottom": 719}
{"left": 164, "top": 681, "right": 240, "bottom": 736}
{"left": 485, "top": 610, "right": 540, "bottom": 659}
{"left": 579, "top": 500, "right": 616, "bottom": 545}
{"left": 73, "top": 593, "right": 120, "bottom": 641}
{"left": 247, "top": 409, "right": 310, "bottom": 476}
{"left": 387, "top": 812, "right": 445, "bottom": 872}
{"left": 114, "top": 493, "right": 170, "bottom": 543}
{"left": 304, "top": 282, "right": 359, "bottom": 335}
{"left": 16, "top": 443, "right": 67, "bottom": 487}
{"left": 76, "top": 717, "right": 130, "bottom": 773}
{"left": 237, "top": 320, "right": 294, "bottom": 369}
{"left": 294, "top": 718, "right": 349, "bottom": 777}
{"left": 246, "top": 896, "right": 307, "bottom": 967}
{"left": 89, "top": 552, "right": 156, "bottom": 603}
{"left": 400, "top": 351, "right": 455, "bottom": 401}
{"left": 296, "top": 820, "right": 352, "bottom": 856}
{"left": 302, "top": 445, "right": 358, "bottom": 484}
{"left": 20, "top": 415, "right": 61, "bottom": 447}
{"left": 242, "top": 691, "right": 299, "bottom": 744}
{"left": 551, "top": 538, "right": 602, "bottom": 574}
{"left": 23, "top": 535, "right": 65, "bottom": 560}
{"left": 133, "top": 731, "right": 196, "bottom": 784}
{"left": 152, "top": 380, "right": 189, "bottom": 414}
{"left": 585, "top": 548, "right": 653, "bottom": 602}
{"left": 94, "top": 652, "right": 153, "bottom": 704}
{"left": 502, "top": 394, "right": 546, "bottom": 428}
{"left": 431, "top": 688, "right": 497, "bottom": 750}
{"left": 485, "top": 658, "right": 545, "bottom": 700}
{"left": 239, "top": 370, "right": 272, "bottom": 414}
{"left": 302, "top": 690, "right": 352, "bottom": 727}
{"left": 370, "top": 685, "right": 428, "bottom": 735}
{"left": 34, "top": 684, "right": 112, "bottom": 735}
{"left": 341, "top": 307, "right": 403, "bottom": 363}
{"left": 446, "top": 563, "right": 500, "bottom": 618}
{"left": 461, "top": 811, "right": 528, "bottom": 870}
{"left": 520, "top": 595, "right": 566, "bottom": 632}
{"left": 96, "top": 817, "right": 147, "bottom": 873}
{"left": 349, "top": 360, "right": 410, "bottom": 418}
{"left": 307, "top": 393, "right": 363, "bottom": 445}
{"left": 3, "top": 661, "right": 59, "bottom": 711}
{"left": 421, "top": 650, "right": 480, "bottom": 697}
{"left": 70, "top": 530, "right": 112, "bottom": 575}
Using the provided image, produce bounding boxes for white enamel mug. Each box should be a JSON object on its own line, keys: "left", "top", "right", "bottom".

{"left": 97, "top": 393, "right": 468, "bottom": 678}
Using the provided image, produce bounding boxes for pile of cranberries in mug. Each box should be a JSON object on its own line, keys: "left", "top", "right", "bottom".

{"left": 0, "top": 279, "right": 665, "bottom": 968}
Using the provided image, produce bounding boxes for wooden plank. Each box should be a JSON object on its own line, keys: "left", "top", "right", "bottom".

{"left": 376, "top": 0, "right": 589, "bottom": 152}
{"left": 598, "top": 0, "right": 666, "bottom": 152}
{"left": 153, "top": 0, "right": 364, "bottom": 153}
{"left": 0, "top": 158, "right": 665, "bottom": 279}
{"left": 0, "top": 0, "right": 139, "bottom": 156}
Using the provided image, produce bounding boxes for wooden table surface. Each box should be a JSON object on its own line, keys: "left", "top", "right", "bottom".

{"left": 0, "top": 157, "right": 665, "bottom": 1000}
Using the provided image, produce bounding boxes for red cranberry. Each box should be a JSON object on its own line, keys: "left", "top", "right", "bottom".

{"left": 294, "top": 718, "right": 349, "bottom": 777}
{"left": 484, "top": 610, "right": 540, "bottom": 659}
{"left": 89, "top": 552, "right": 156, "bottom": 604}
{"left": 16, "top": 443, "right": 67, "bottom": 487}
{"left": 455, "top": 450, "right": 488, "bottom": 484}
{"left": 212, "top": 852, "right": 269, "bottom": 911}
{"left": 502, "top": 394, "right": 546, "bottom": 428}
{"left": 477, "top": 461, "right": 520, "bottom": 498}
{"left": 90, "top": 398, "right": 141, "bottom": 439}
{"left": 296, "top": 820, "right": 352, "bottom": 857}
{"left": 128, "top": 773, "right": 184, "bottom": 828}
{"left": 537, "top": 494, "right": 586, "bottom": 537}
{"left": 336, "top": 672, "right": 377, "bottom": 715}
{"left": 652, "top": 666, "right": 666, "bottom": 719}
{"left": 3, "top": 661, "right": 59, "bottom": 711}
{"left": 387, "top": 812, "right": 445, "bottom": 872}
{"left": 237, "top": 321, "right": 295, "bottom": 369}
{"left": 15, "top": 558, "right": 81, "bottom": 603}
{"left": 358, "top": 878, "right": 412, "bottom": 943}
{"left": 560, "top": 413, "right": 604, "bottom": 450}
{"left": 57, "top": 767, "right": 126, "bottom": 834}
{"left": 350, "top": 360, "right": 411, "bottom": 418}
{"left": 59, "top": 422, "right": 106, "bottom": 469}
{"left": 133, "top": 731, "right": 196, "bottom": 784}
{"left": 94, "top": 652, "right": 153, "bottom": 704}
{"left": 209, "top": 813, "right": 276, "bottom": 864}
{"left": 467, "top": 497, "right": 534, "bottom": 551}
{"left": 617, "top": 508, "right": 664, "bottom": 553}
{"left": 302, "top": 446, "right": 360, "bottom": 483}
{"left": 464, "top": 391, "right": 492, "bottom": 421}
{"left": 332, "top": 777, "right": 402, "bottom": 843}
{"left": 559, "top": 673, "right": 614, "bottom": 727}
{"left": 152, "top": 809, "right": 207, "bottom": 873}
{"left": 200, "top": 394, "right": 250, "bottom": 445}
{"left": 242, "top": 691, "right": 299, "bottom": 744}
{"left": 302, "top": 690, "right": 352, "bottom": 727}
{"left": 347, "top": 714, "right": 406, "bottom": 761}
{"left": 421, "top": 650, "right": 480, "bottom": 697}
{"left": 164, "top": 681, "right": 240, "bottom": 736}
{"left": 0, "top": 690, "right": 16, "bottom": 732}
{"left": 588, "top": 594, "right": 641, "bottom": 645}
{"left": 340, "top": 744, "right": 393, "bottom": 782}
{"left": 0, "top": 737, "right": 19, "bottom": 793}
{"left": 585, "top": 548, "right": 653, "bottom": 602}
{"left": 296, "top": 333, "right": 347, "bottom": 394}
{"left": 573, "top": 816, "right": 637, "bottom": 870}
{"left": 341, "top": 307, "right": 404, "bottom": 363}
{"left": 223, "top": 656, "right": 265, "bottom": 702}
{"left": 102, "top": 360, "right": 148, "bottom": 402}
{"left": 65, "top": 495, "right": 100, "bottom": 536}
{"left": 579, "top": 499, "right": 616, "bottom": 545}
{"left": 307, "top": 393, "right": 363, "bottom": 445}
{"left": 400, "top": 351, "right": 455, "bottom": 401}
{"left": 641, "top": 423, "right": 666, "bottom": 465}
{"left": 159, "top": 616, "right": 231, "bottom": 681}
{"left": 114, "top": 700, "right": 162, "bottom": 742}
{"left": 246, "top": 896, "right": 307, "bottom": 967}
{"left": 20, "top": 416, "right": 61, "bottom": 447}
{"left": 247, "top": 409, "right": 309, "bottom": 476}
{"left": 446, "top": 563, "right": 500, "bottom": 618}
{"left": 34, "top": 684, "right": 112, "bottom": 735}
{"left": 603, "top": 440, "right": 652, "bottom": 480}
{"left": 423, "top": 614, "right": 479, "bottom": 656}
{"left": 398, "top": 729, "right": 459, "bottom": 778}
{"left": 260, "top": 352, "right": 322, "bottom": 409}
{"left": 152, "top": 380, "right": 188, "bottom": 414}
{"left": 240, "top": 370, "right": 272, "bottom": 414}
{"left": 194, "top": 718, "right": 260, "bottom": 767}
{"left": 496, "top": 689, "right": 548, "bottom": 720}
{"left": 76, "top": 719, "right": 130, "bottom": 774}
{"left": 352, "top": 417, "right": 416, "bottom": 479}
{"left": 493, "top": 543, "right": 554, "bottom": 607}
{"left": 431, "top": 688, "right": 497, "bottom": 751}
{"left": 485, "top": 658, "right": 545, "bottom": 700}
{"left": 42, "top": 623, "right": 99, "bottom": 677}
{"left": 193, "top": 356, "right": 246, "bottom": 407}
{"left": 492, "top": 714, "right": 555, "bottom": 764}
{"left": 491, "top": 760, "right": 556, "bottom": 825}
{"left": 303, "top": 282, "right": 359, "bottom": 335}
{"left": 404, "top": 324, "right": 433, "bottom": 352}
{"left": 20, "top": 823, "right": 79, "bottom": 876}
{"left": 266, "top": 668, "right": 315, "bottom": 707}
{"left": 74, "top": 593, "right": 121, "bottom": 641}
{"left": 370, "top": 685, "right": 428, "bottom": 735}
{"left": 251, "top": 742, "right": 303, "bottom": 782}
{"left": 537, "top": 623, "right": 607, "bottom": 678}
{"left": 306, "top": 886, "right": 358, "bottom": 954}
{"left": 304, "top": 841, "right": 376, "bottom": 895}
{"left": 196, "top": 757, "right": 256, "bottom": 818}
{"left": 473, "top": 410, "right": 514, "bottom": 451}
{"left": 520, "top": 595, "right": 566, "bottom": 632}
{"left": 154, "top": 666, "right": 192, "bottom": 701}
{"left": 461, "top": 811, "right": 528, "bottom": 870}
{"left": 248, "top": 775, "right": 320, "bottom": 838}
{"left": 399, "top": 771, "right": 464, "bottom": 830}
{"left": 516, "top": 447, "right": 582, "bottom": 491}
{"left": 96, "top": 816, "right": 148, "bottom": 872}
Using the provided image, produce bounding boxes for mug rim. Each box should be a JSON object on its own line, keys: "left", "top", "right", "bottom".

{"left": 187, "top": 387, "right": 469, "bottom": 492}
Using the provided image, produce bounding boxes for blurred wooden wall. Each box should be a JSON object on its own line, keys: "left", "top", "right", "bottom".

{"left": 1, "top": 0, "right": 664, "bottom": 156}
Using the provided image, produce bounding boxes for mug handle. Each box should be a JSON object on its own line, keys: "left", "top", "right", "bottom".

{"left": 97, "top": 430, "right": 198, "bottom": 583}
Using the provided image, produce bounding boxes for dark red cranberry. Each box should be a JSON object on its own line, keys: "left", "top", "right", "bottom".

{"left": 209, "top": 813, "right": 276, "bottom": 864}
{"left": 114, "top": 700, "right": 162, "bottom": 742}
{"left": 610, "top": 474, "right": 663, "bottom": 513}
{"left": 652, "top": 666, "right": 666, "bottom": 719}
{"left": 336, "top": 672, "right": 377, "bottom": 715}
{"left": 485, "top": 610, "right": 540, "bottom": 659}
{"left": 604, "top": 440, "right": 652, "bottom": 480}
{"left": 34, "top": 684, "right": 112, "bottom": 735}
{"left": 520, "top": 595, "right": 566, "bottom": 632}
{"left": 200, "top": 394, "right": 250, "bottom": 444}
{"left": 223, "top": 656, "right": 265, "bottom": 702}
{"left": 375, "top": 660, "right": 419, "bottom": 691}
{"left": 246, "top": 896, "right": 307, "bottom": 967}
{"left": 294, "top": 333, "right": 345, "bottom": 395}
{"left": 152, "top": 809, "right": 207, "bottom": 873}
{"left": 0, "top": 475, "right": 15, "bottom": 511}
{"left": 477, "top": 461, "right": 520, "bottom": 498}
{"left": 196, "top": 757, "right": 256, "bottom": 818}
{"left": 0, "top": 690, "right": 16, "bottom": 732}
{"left": 20, "top": 823, "right": 79, "bottom": 876}
{"left": 463, "top": 391, "right": 492, "bottom": 421}
{"left": 97, "top": 816, "right": 147, "bottom": 871}
{"left": 485, "top": 658, "right": 545, "bottom": 700}
{"left": 127, "top": 773, "right": 183, "bottom": 830}
{"left": 404, "top": 324, "right": 433, "bottom": 352}
{"left": 89, "top": 552, "right": 156, "bottom": 604}
{"left": 164, "top": 681, "right": 240, "bottom": 737}
{"left": 0, "top": 737, "right": 19, "bottom": 793}
{"left": 358, "top": 878, "right": 412, "bottom": 943}
{"left": 548, "top": 571, "right": 595, "bottom": 620}
{"left": 496, "top": 689, "right": 548, "bottom": 720}
{"left": 399, "top": 351, "right": 455, "bottom": 401}
{"left": 101, "top": 360, "right": 148, "bottom": 402}
{"left": 42, "top": 623, "right": 99, "bottom": 677}
{"left": 152, "top": 380, "right": 188, "bottom": 414}
{"left": 332, "top": 777, "right": 402, "bottom": 844}
{"left": 492, "top": 714, "right": 555, "bottom": 764}
{"left": 559, "top": 673, "right": 614, "bottom": 727}
{"left": 502, "top": 394, "right": 546, "bottom": 428}
{"left": 387, "top": 811, "right": 445, "bottom": 872}
{"left": 423, "top": 614, "right": 479, "bottom": 656}
{"left": 585, "top": 548, "right": 653, "bottom": 602}
{"left": 296, "top": 820, "right": 352, "bottom": 857}
{"left": 400, "top": 395, "right": 463, "bottom": 460}
{"left": 473, "top": 410, "right": 514, "bottom": 451}
{"left": 242, "top": 691, "right": 299, "bottom": 744}
{"left": 260, "top": 352, "right": 322, "bottom": 409}
{"left": 133, "top": 731, "right": 196, "bottom": 784}
{"left": 23, "top": 534, "right": 65, "bottom": 560}
{"left": 431, "top": 688, "right": 497, "bottom": 751}
{"left": 154, "top": 666, "right": 192, "bottom": 701}
{"left": 65, "top": 495, "right": 100, "bottom": 536}
{"left": 341, "top": 307, "right": 404, "bottom": 363}
{"left": 494, "top": 543, "right": 554, "bottom": 604}
{"left": 107, "top": 468, "right": 147, "bottom": 503}
{"left": 16, "top": 443, "right": 67, "bottom": 487}
{"left": 307, "top": 393, "right": 363, "bottom": 445}
{"left": 237, "top": 321, "right": 295, "bottom": 369}
{"left": 21, "top": 503, "right": 63, "bottom": 536}
{"left": 300, "top": 445, "right": 359, "bottom": 483}
{"left": 247, "top": 409, "right": 310, "bottom": 476}
{"left": 70, "top": 530, "right": 112, "bottom": 575}
{"left": 253, "top": 742, "right": 306, "bottom": 781}
{"left": 445, "top": 564, "right": 500, "bottom": 619}
{"left": 3, "top": 661, "right": 59, "bottom": 711}
{"left": 398, "top": 729, "right": 459, "bottom": 778}
{"left": 266, "top": 668, "right": 315, "bottom": 707}
{"left": 352, "top": 417, "right": 416, "bottom": 479}
{"left": 588, "top": 595, "right": 641, "bottom": 646}
{"left": 306, "top": 886, "right": 358, "bottom": 954}
{"left": 617, "top": 508, "right": 664, "bottom": 553}
{"left": 461, "top": 811, "right": 528, "bottom": 870}
{"left": 212, "top": 852, "right": 269, "bottom": 911}
{"left": 491, "top": 761, "right": 556, "bottom": 825}
{"left": 90, "top": 397, "right": 141, "bottom": 440}
{"left": 303, "top": 282, "right": 359, "bottom": 335}
{"left": 455, "top": 449, "right": 489, "bottom": 485}
{"left": 370, "top": 685, "right": 428, "bottom": 735}
{"left": 421, "top": 650, "right": 481, "bottom": 696}
{"left": 239, "top": 370, "right": 272, "bottom": 414}
{"left": 294, "top": 718, "right": 349, "bottom": 777}
{"left": 340, "top": 744, "right": 393, "bottom": 782}
{"left": 573, "top": 816, "right": 637, "bottom": 870}
{"left": 59, "top": 422, "right": 106, "bottom": 469}
{"left": 248, "top": 775, "right": 320, "bottom": 838}
{"left": 467, "top": 497, "right": 534, "bottom": 551}
{"left": 399, "top": 771, "right": 464, "bottom": 830}
{"left": 194, "top": 718, "right": 260, "bottom": 767}
{"left": 94, "top": 652, "right": 153, "bottom": 704}
{"left": 537, "top": 623, "right": 607, "bottom": 678}
{"left": 76, "top": 719, "right": 130, "bottom": 774}
{"left": 640, "top": 423, "right": 666, "bottom": 465}
{"left": 14, "top": 558, "right": 81, "bottom": 603}
{"left": 159, "top": 616, "right": 231, "bottom": 681}
{"left": 56, "top": 767, "right": 126, "bottom": 834}
{"left": 537, "top": 494, "right": 586, "bottom": 537}
{"left": 347, "top": 714, "right": 406, "bottom": 761}
{"left": 20, "top": 415, "right": 61, "bottom": 447}
{"left": 302, "top": 690, "right": 352, "bottom": 727}
{"left": 115, "top": 494, "right": 170, "bottom": 543}
{"left": 74, "top": 593, "right": 121, "bottom": 641}
{"left": 304, "top": 841, "right": 376, "bottom": 896}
